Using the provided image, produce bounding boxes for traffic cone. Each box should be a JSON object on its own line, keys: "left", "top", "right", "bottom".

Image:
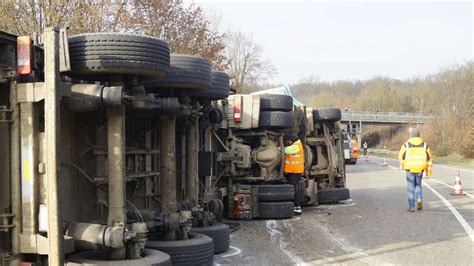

{"left": 383, "top": 158, "right": 387, "bottom": 167}
{"left": 451, "top": 171, "right": 465, "bottom": 196}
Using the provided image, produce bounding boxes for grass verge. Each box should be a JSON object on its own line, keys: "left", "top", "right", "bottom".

{"left": 433, "top": 154, "right": 474, "bottom": 169}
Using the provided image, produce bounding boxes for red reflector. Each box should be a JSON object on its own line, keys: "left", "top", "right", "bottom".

{"left": 17, "top": 36, "right": 33, "bottom": 75}
{"left": 234, "top": 107, "right": 241, "bottom": 123}
{"left": 20, "top": 262, "right": 33, "bottom": 266}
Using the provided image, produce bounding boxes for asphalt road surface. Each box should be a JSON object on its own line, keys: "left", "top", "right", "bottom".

{"left": 215, "top": 156, "right": 474, "bottom": 265}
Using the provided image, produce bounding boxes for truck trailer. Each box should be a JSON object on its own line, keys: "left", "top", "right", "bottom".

{"left": 0, "top": 29, "right": 233, "bottom": 266}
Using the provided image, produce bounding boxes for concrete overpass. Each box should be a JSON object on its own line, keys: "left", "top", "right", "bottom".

{"left": 341, "top": 111, "right": 434, "bottom": 125}
{"left": 339, "top": 111, "right": 435, "bottom": 144}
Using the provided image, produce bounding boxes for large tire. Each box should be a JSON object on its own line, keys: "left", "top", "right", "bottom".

{"left": 259, "top": 111, "right": 294, "bottom": 129}
{"left": 313, "top": 108, "right": 342, "bottom": 123}
{"left": 260, "top": 94, "right": 293, "bottom": 111}
{"left": 68, "top": 33, "right": 170, "bottom": 79}
{"left": 258, "top": 184, "right": 295, "bottom": 202}
{"left": 190, "top": 223, "right": 230, "bottom": 254}
{"left": 144, "top": 54, "right": 211, "bottom": 91}
{"left": 194, "top": 71, "right": 230, "bottom": 99}
{"left": 66, "top": 248, "right": 171, "bottom": 266}
{"left": 146, "top": 233, "right": 213, "bottom": 266}
{"left": 318, "top": 188, "right": 350, "bottom": 204}
{"left": 259, "top": 202, "right": 294, "bottom": 219}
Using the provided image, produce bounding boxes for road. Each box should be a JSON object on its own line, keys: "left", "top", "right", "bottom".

{"left": 214, "top": 156, "right": 474, "bottom": 265}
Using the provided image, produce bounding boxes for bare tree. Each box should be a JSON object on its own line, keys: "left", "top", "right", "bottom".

{"left": 129, "top": 0, "right": 228, "bottom": 70}
{"left": 0, "top": 0, "right": 228, "bottom": 70}
{"left": 0, "top": 1, "right": 127, "bottom": 36}
{"left": 226, "top": 31, "right": 276, "bottom": 93}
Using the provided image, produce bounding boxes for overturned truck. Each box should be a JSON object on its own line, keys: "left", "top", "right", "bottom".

{"left": 0, "top": 28, "right": 350, "bottom": 265}
{"left": 0, "top": 29, "right": 232, "bottom": 265}
{"left": 203, "top": 91, "right": 350, "bottom": 220}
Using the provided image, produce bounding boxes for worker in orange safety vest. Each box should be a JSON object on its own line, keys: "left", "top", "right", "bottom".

{"left": 284, "top": 134, "right": 304, "bottom": 215}
{"left": 398, "top": 127, "right": 433, "bottom": 212}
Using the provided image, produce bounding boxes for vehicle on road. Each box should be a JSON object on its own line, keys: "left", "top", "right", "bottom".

{"left": 343, "top": 132, "right": 359, "bottom": 165}
{"left": 204, "top": 90, "right": 350, "bottom": 220}
{"left": 0, "top": 29, "right": 231, "bottom": 266}
{"left": 0, "top": 29, "right": 350, "bottom": 265}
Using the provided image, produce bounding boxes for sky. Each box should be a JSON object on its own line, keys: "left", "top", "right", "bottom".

{"left": 187, "top": 0, "right": 473, "bottom": 84}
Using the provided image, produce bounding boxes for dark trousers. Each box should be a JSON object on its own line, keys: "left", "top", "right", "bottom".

{"left": 286, "top": 173, "right": 303, "bottom": 207}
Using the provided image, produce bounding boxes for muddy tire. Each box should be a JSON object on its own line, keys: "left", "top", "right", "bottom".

{"left": 258, "top": 202, "right": 294, "bottom": 219}
{"left": 146, "top": 233, "right": 214, "bottom": 266}
{"left": 194, "top": 71, "right": 230, "bottom": 99}
{"left": 66, "top": 248, "right": 171, "bottom": 266}
{"left": 259, "top": 111, "right": 294, "bottom": 129}
{"left": 208, "top": 108, "right": 224, "bottom": 124}
{"left": 68, "top": 33, "right": 170, "bottom": 79}
{"left": 318, "top": 188, "right": 350, "bottom": 204}
{"left": 260, "top": 94, "right": 293, "bottom": 111}
{"left": 258, "top": 184, "right": 295, "bottom": 202}
{"left": 190, "top": 223, "right": 230, "bottom": 254}
{"left": 144, "top": 54, "right": 211, "bottom": 91}
{"left": 313, "top": 108, "right": 342, "bottom": 122}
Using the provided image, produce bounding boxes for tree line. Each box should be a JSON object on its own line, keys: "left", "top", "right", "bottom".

{"left": 0, "top": 0, "right": 272, "bottom": 91}
{"left": 289, "top": 62, "right": 473, "bottom": 158}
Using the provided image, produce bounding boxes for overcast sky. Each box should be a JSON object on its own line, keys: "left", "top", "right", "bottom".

{"left": 188, "top": 1, "right": 473, "bottom": 84}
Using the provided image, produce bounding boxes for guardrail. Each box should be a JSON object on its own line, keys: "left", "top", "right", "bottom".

{"left": 341, "top": 111, "right": 434, "bottom": 124}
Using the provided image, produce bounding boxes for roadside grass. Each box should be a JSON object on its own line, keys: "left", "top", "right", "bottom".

{"left": 433, "top": 154, "right": 474, "bottom": 169}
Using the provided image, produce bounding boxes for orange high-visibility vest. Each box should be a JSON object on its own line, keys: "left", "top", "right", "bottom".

{"left": 284, "top": 140, "right": 304, "bottom": 174}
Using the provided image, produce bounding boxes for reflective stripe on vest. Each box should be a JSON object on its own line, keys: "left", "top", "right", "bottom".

{"left": 288, "top": 154, "right": 303, "bottom": 158}
{"left": 284, "top": 161, "right": 304, "bottom": 165}
{"left": 284, "top": 140, "right": 304, "bottom": 173}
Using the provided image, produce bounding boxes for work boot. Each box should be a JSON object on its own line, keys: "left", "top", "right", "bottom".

{"left": 417, "top": 200, "right": 423, "bottom": 211}
{"left": 407, "top": 207, "right": 415, "bottom": 212}
{"left": 294, "top": 206, "right": 302, "bottom": 215}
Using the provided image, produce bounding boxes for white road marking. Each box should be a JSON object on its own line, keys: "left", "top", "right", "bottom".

{"left": 424, "top": 182, "right": 474, "bottom": 243}
{"left": 373, "top": 160, "right": 474, "bottom": 243}
{"left": 265, "top": 220, "right": 304, "bottom": 264}
{"left": 309, "top": 215, "right": 376, "bottom": 265}
{"left": 429, "top": 178, "right": 474, "bottom": 198}
{"left": 220, "top": 246, "right": 242, "bottom": 258}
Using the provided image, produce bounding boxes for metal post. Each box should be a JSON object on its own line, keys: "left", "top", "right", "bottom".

{"left": 204, "top": 128, "right": 213, "bottom": 195}
{"left": 19, "top": 102, "right": 38, "bottom": 235}
{"left": 160, "top": 115, "right": 177, "bottom": 239}
{"left": 358, "top": 121, "right": 363, "bottom": 144}
{"left": 160, "top": 115, "right": 177, "bottom": 212}
{"left": 106, "top": 106, "right": 126, "bottom": 259}
{"left": 10, "top": 81, "right": 21, "bottom": 254}
{"left": 186, "top": 115, "right": 199, "bottom": 207}
{"left": 44, "top": 27, "right": 63, "bottom": 266}
{"left": 106, "top": 106, "right": 126, "bottom": 226}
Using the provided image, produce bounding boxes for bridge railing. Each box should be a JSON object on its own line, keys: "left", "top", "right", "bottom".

{"left": 341, "top": 111, "right": 434, "bottom": 124}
